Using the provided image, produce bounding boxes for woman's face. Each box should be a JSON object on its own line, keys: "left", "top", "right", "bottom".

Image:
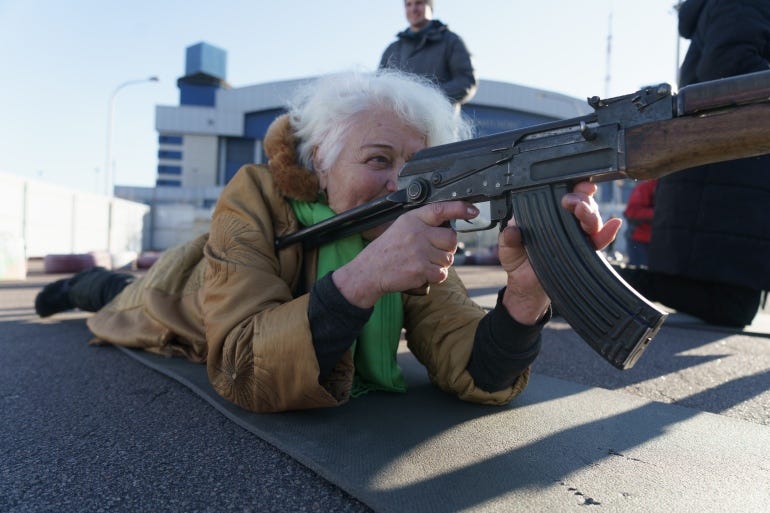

{"left": 316, "top": 109, "right": 426, "bottom": 238}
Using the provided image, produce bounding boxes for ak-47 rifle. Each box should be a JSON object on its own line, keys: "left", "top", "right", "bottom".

{"left": 277, "top": 69, "right": 770, "bottom": 370}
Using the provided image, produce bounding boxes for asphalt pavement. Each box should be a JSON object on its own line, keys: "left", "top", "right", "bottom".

{"left": 457, "top": 265, "right": 770, "bottom": 427}
{"left": 1, "top": 262, "right": 768, "bottom": 512}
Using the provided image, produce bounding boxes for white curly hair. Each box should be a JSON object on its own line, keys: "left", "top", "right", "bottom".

{"left": 287, "top": 68, "right": 474, "bottom": 172}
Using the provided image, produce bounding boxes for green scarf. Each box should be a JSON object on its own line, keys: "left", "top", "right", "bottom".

{"left": 290, "top": 200, "right": 406, "bottom": 397}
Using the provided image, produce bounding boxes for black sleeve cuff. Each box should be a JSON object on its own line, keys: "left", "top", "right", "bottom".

{"left": 467, "top": 287, "right": 549, "bottom": 392}
{"left": 308, "top": 272, "right": 373, "bottom": 381}
{"left": 486, "top": 287, "right": 551, "bottom": 337}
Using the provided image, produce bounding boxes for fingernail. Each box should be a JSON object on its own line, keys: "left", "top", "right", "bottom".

{"left": 468, "top": 206, "right": 479, "bottom": 216}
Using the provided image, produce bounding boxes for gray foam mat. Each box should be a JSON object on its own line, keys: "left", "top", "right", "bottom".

{"left": 117, "top": 344, "right": 770, "bottom": 513}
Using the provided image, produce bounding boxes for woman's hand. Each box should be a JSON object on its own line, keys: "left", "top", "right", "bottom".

{"left": 498, "top": 182, "right": 622, "bottom": 325}
{"left": 333, "top": 201, "right": 479, "bottom": 308}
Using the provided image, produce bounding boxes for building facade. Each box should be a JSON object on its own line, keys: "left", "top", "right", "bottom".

{"left": 154, "top": 41, "right": 594, "bottom": 190}
{"left": 120, "top": 42, "right": 633, "bottom": 252}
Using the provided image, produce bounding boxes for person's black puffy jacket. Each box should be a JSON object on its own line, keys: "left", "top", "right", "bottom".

{"left": 649, "top": 0, "right": 770, "bottom": 291}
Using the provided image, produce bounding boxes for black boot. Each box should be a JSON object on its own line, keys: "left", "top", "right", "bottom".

{"left": 34, "top": 267, "right": 133, "bottom": 317}
{"left": 35, "top": 276, "right": 77, "bottom": 317}
{"left": 611, "top": 264, "right": 657, "bottom": 300}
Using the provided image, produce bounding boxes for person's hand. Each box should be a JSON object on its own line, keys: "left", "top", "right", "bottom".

{"left": 498, "top": 182, "right": 622, "bottom": 325}
{"left": 333, "top": 201, "right": 479, "bottom": 308}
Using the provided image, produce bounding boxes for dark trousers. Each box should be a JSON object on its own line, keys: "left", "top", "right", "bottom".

{"left": 69, "top": 268, "right": 134, "bottom": 312}
{"left": 626, "top": 241, "right": 649, "bottom": 268}
{"left": 615, "top": 266, "right": 761, "bottom": 328}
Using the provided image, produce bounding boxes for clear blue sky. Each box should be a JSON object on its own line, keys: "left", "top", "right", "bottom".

{"left": 0, "top": 0, "right": 684, "bottom": 195}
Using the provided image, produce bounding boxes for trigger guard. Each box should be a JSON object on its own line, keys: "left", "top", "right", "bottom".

{"left": 451, "top": 218, "right": 499, "bottom": 233}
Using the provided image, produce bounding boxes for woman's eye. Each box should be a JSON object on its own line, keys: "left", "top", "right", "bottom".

{"left": 367, "top": 155, "right": 391, "bottom": 167}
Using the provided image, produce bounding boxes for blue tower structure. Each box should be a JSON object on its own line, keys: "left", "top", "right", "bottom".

{"left": 177, "top": 42, "right": 229, "bottom": 106}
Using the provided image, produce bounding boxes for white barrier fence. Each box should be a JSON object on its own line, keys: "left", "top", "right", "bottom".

{"left": 0, "top": 172, "right": 150, "bottom": 278}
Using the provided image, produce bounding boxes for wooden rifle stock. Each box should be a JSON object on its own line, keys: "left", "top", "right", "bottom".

{"left": 625, "top": 102, "right": 770, "bottom": 180}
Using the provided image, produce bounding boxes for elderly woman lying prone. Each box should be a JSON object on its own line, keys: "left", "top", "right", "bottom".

{"left": 35, "top": 69, "right": 620, "bottom": 413}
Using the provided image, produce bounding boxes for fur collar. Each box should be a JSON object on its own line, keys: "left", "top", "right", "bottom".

{"left": 263, "top": 114, "right": 319, "bottom": 202}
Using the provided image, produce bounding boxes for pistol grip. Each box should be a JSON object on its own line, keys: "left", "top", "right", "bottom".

{"left": 510, "top": 184, "right": 666, "bottom": 369}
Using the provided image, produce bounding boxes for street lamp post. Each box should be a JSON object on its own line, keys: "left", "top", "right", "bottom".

{"left": 104, "top": 76, "right": 159, "bottom": 196}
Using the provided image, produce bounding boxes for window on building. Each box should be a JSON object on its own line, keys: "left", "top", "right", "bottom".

{"left": 158, "top": 150, "right": 183, "bottom": 160}
{"left": 223, "top": 138, "right": 255, "bottom": 184}
{"left": 159, "top": 135, "right": 183, "bottom": 145}
{"left": 157, "top": 165, "right": 182, "bottom": 175}
{"left": 156, "top": 178, "right": 181, "bottom": 187}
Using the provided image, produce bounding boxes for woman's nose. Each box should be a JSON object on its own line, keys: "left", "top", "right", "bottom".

{"left": 385, "top": 167, "right": 400, "bottom": 192}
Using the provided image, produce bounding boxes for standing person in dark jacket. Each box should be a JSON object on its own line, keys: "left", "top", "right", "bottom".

{"left": 618, "top": 0, "right": 770, "bottom": 327}
{"left": 379, "top": 0, "right": 477, "bottom": 105}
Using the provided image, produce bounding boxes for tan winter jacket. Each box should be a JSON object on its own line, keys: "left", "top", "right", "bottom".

{"left": 87, "top": 116, "right": 530, "bottom": 412}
